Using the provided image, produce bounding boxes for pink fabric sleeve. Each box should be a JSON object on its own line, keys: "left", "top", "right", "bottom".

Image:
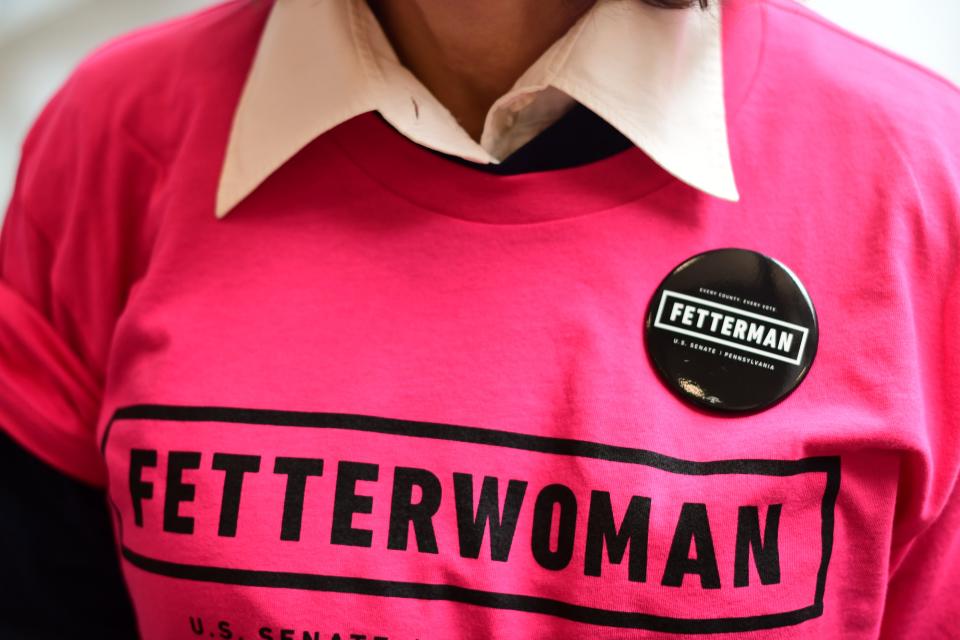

{"left": 882, "top": 482, "right": 960, "bottom": 638}
{"left": 880, "top": 274, "right": 960, "bottom": 637}
{"left": 0, "top": 260, "right": 104, "bottom": 486}
{"left": 879, "top": 115, "right": 960, "bottom": 637}
{"left": 0, "top": 58, "right": 158, "bottom": 487}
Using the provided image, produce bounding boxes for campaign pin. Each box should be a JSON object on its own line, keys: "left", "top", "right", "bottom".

{"left": 645, "top": 248, "right": 818, "bottom": 413}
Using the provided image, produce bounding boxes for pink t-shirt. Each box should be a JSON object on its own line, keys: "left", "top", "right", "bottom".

{"left": 2, "top": 0, "right": 959, "bottom": 638}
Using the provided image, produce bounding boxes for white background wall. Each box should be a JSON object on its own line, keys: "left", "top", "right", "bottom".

{"left": 0, "top": 0, "right": 207, "bottom": 215}
{"left": 805, "top": 0, "right": 960, "bottom": 83}
{"left": 1, "top": 0, "right": 959, "bottom": 216}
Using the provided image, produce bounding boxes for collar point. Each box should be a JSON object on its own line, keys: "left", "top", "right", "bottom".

{"left": 688, "top": 178, "right": 740, "bottom": 203}
{"left": 215, "top": 194, "right": 236, "bottom": 220}
{"left": 702, "top": 174, "right": 741, "bottom": 203}
{"left": 716, "top": 187, "right": 741, "bottom": 203}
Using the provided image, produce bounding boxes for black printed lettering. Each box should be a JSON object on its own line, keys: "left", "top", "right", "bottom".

{"left": 163, "top": 451, "right": 201, "bottom": 534}
{"left": 330, "top": 461, "right": 379, "bottom": 548}
{"left": 734, "top": 504, "right": 783, "bottom": 587}
{"left": 530, "top": 483, "right": 577, "bottom": 571}
{"left": 212, "top": 453, "right": 261, "bottom": 537}
{"left": 217, "top": 620, "right": 233, "bottom": 639}
{"left": 273, "top": 457, "right": 325, "bottom": 542}
{"left": 453, "top": 473, "right": 527, "bottom": 562}
{"left": 129, "top": 449, "right": 157, "bottom": 527}
{"left": 105, "top": 406, "right": 841, "bottom": 634}
{"left": 584, "top": 491, "right": 651, "bottom": 582}
{"left": 388, "top": 467, "right": 442, "bottom": 553}
{"left": 661, "top": 502, "right": 721, "bottom": 589}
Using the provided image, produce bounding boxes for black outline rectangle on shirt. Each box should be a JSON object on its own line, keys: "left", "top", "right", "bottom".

{"left": 100, "top": 403, "right": 841, "bottom": 635}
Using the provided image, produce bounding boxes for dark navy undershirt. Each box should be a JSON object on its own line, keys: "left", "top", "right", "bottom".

{"left": 378, "top": 100, "right": 635, "bottom": 174}
{"left": 0, "top": 102, "right": 634, "bottom": 638}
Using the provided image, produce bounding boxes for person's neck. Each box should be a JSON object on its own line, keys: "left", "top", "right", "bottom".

{"left": 366, "top": 0, "right": 595, "bottom": 141}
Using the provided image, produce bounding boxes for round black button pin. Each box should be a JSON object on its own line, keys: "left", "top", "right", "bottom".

{"left": 645, "top": 248, "right": 818, "bottom": 413}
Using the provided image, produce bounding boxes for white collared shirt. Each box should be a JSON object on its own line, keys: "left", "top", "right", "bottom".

{"left": 216, "top": 0, "right": 739, "bottom": 219}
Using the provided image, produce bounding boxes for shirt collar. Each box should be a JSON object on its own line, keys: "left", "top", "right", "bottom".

{"left": 216, "top": 0, "right": 739, "bottom": 219}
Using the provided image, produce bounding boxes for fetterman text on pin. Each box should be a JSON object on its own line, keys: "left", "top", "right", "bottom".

{"left": 654, "top": 290, "right": 809, "bottom": 366}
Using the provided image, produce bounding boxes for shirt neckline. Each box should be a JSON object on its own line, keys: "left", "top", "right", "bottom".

{"left": 214, "top": 0, "right": 740, "bottom": 219}
{"left": 327, "top": 111, "right": 676, "bottom": 226}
